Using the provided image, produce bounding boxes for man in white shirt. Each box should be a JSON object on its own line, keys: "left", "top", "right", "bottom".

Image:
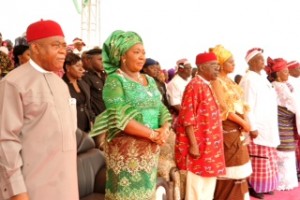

{"left": 239, "top": 48, "right": 280, "bottom": 199}
{"left": 166, "top": 58, "right": 192, "bottom": 113}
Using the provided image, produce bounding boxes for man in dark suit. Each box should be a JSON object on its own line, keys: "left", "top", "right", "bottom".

{"left": 82, "top": 48, "right": 106, "bottom": 117}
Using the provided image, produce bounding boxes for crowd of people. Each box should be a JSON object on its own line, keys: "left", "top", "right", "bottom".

{"left": 1, "top": 18, "right": 300, "bottom": 200}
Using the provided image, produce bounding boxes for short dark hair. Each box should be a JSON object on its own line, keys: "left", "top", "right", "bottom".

{"left": 13, "top": 45, "right": 29, "bottom": 65}
{"left": 234, "top": 74, "right": 242, "bottom": 84}
{"left": 86, "top": 48, "right": 102, "bottom": 56}
{"left": 63, "top": 52, "right": 81, "bottom": 70}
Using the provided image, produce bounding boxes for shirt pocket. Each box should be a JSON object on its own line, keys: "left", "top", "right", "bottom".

{"left": 59, "top": 97, "right": 77, "bottom": 152}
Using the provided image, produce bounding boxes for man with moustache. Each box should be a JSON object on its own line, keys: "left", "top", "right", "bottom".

{"left": 0, "top": 19, "right": 78, "bottom": 200}
{"left": 175, "top": 52, "right": 226, "bottom": 200}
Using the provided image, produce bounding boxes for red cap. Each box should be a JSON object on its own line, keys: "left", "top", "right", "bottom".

{"left": 26, "top": 19, "right": 64, "bottom": 42}
{"left": 195, "top": 52, "right": 217, "bottom": 65}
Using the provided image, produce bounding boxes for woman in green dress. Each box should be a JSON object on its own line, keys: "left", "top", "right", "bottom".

{"left": 90, "top": 30, "right": 171, "bottom": 200}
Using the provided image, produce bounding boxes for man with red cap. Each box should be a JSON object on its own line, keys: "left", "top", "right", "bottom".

{"left": 0, "top": 19, "right": 79, "bottom": 200}
{"left": 239, "top": 48, "right": 280, "bottom": 199}
{"left": 175, "top": 52, "right": 226, "bottom": 200}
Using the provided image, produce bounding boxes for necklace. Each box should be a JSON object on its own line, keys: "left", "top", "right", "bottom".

{"left": 118, "top": 69, "right": 144, "bottom": 85}
{"left": 118, "top": 69, "right": 153, "bottom": 97}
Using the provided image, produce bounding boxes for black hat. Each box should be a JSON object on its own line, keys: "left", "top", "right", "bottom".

{"left": 143, "top": 58, "right": 158, "bottom": 68}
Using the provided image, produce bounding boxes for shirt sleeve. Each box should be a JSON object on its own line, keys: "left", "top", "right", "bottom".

{"left": 240, "top": 78, "right": 257, "bottom": 131}
{"left": 274, "top": 82, "right": 296, "bottom": 113}
{"left": 166, "top": 81, "right": 182, "bottom": 106}
{"left": 0, "top": 81, "right": 27, "bottom": 199}
{"left": 178, "top": 82, "right": 198, "bottom": 127}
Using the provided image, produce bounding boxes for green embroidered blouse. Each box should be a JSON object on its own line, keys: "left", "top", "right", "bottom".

{"left": 90, "top": 72, "right": 171, "bottom": 141}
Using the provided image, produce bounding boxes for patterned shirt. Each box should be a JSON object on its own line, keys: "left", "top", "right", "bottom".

{"left": 175, "top": 76, "right": 226, "bottom": 177}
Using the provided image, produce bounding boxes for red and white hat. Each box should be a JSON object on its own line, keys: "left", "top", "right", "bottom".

{"left": 287, "top": 60, "right": 300, "bottom": 70}
{"left": 245, "top": 48, "right": 264, "bottom": 63}
{"left": 176, "top": 58, "right": 190, "bottom": 67}
{"left": 175, "top": 58, "right": 190, "bottom": 71}
{"left": 73, "top": 38, "right": 86, "bottom": 46}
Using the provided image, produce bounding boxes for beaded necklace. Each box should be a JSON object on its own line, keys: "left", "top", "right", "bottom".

{"left": 117, "top": 69, "right": 153, "bottom": 97}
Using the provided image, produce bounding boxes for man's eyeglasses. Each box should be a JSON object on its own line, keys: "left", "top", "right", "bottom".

{"left": 203, "top": 62, "right": 220, "bottom": 70}
{"left": 37, "top": 41, "right": 67, "bottom": 50}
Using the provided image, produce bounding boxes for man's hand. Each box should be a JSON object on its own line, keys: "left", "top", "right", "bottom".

{"left": 189, "top": 144, "right": 200, "bottom": 159}
{"left": 11, "top": 192, "right": 29, "bottom": 200}
{"left": 250, "top": 130, "right": 259, "bottom": 139}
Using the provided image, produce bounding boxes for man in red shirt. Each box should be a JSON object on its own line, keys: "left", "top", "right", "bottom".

{"left": 175, "top": 52, "right": 226, "bottom": 200}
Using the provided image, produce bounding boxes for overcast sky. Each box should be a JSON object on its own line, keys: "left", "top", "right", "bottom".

{"left": 2, "top": 0, "right": 300, "bottom": 76}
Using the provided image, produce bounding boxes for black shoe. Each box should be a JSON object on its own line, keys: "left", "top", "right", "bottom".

{"left": 264, "top": 191, "right": 274, "bottom": 195}
{"left": 249, "top": 188, "right": 264, "bottom": 199}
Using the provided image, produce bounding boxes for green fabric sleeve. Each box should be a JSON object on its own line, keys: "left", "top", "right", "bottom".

{"left": 90, "top": 104, "right": 142, "bottom": 141}
{"left": 159, "top": 103, "right": 172, "bottom": 126}
{"left": 89, "top": 74, "right": 143, "bottom": 141}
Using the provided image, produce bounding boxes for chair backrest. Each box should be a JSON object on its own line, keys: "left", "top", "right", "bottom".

{"left": 76, "top": 129, "right": 106, "bottom": 198}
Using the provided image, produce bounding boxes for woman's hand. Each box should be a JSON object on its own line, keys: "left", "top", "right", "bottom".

{"left": 152, "top": 126, "right": 170, "bottom": 145}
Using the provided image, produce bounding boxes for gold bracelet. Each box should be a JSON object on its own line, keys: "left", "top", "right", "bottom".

{"left": 149, "top": 129, "right": 157, "bottom": 139}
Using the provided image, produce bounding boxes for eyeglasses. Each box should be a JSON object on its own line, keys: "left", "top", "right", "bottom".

{"left": 203, "top": 62, "right": 220, "bottom": 70}
{"left": 37, "top": 41, "right": 67, "bottom": 50}
{"left": 50, "top": 41, "right": 67, "bottom": 50}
